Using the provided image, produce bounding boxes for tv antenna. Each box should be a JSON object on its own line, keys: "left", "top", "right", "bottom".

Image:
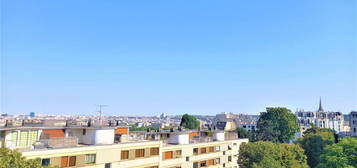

{"left": 96, "top": 104, "right": 108, "bottom": 125}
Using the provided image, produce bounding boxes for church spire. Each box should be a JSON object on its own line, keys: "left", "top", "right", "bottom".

{"left": 318, "top": 97, "right": 324, "bottom": 112}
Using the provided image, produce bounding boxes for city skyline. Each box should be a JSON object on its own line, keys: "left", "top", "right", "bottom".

{"left": 1, "top": 0, "right": 356, "bottom": 115}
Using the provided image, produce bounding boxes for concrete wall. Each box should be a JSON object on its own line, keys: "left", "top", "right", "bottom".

{"left": 65, "top": 128, "right": 114, "bottom": 145}
{"left": 21, "top": 138, "right": 249, "bottom": 168}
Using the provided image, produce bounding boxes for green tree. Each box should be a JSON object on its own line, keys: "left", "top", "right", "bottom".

{"left": 128, "top": 124, "right": 160, "bottom": 132}
{"left": 180, "top": 114, "right": 200, "bottom": 130}
{"left": 238, "top": 141, "right": 308, "bottom": 168}
{"left": 0, "top": 148, "right": 49, "bottom": 168}
{"left": 316, "top": 137, "right": 357, "bottom": 168}
{"left": 256, "top": 107, "right": 299, "bottom": 143}
{"left": 236, "top": 127, "right": 256, "bottom": 142}
{"left": 236, "top": 127, "right": 251, "bottom": 139}
{"left": 297, "top": 127, "right": 336, "bottom": 168}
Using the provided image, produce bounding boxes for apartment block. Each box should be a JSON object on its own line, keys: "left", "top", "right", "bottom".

{"left": 0, "top": 119, "right": 248, "bottom": 168}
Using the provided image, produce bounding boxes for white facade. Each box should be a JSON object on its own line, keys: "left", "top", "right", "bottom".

{"left": 296, "top": 111, "right": 344, "bottom": 133}
{"left": 65, "top": 128, "right": 115, "bottom": 145}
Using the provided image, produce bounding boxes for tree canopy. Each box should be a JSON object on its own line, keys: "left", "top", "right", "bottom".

{"left": 0, "top": 148, "right": 48, "bottom": 168}
{"left": 297, "top": 127, "right": 336, "bottom": 168}
{"left": 316, "top": 137, "right": 357, "bottom": 168}
{"left": 238, "top": 141, "right": 308, "bottom": 168}
{"left": 180, "top": 114, "right": 200, "bottom": 130}
{"left": 256, "top": 107, "right": 299, "bottom": 143}
{"left": 236, "top": 127, "right": 256, "bottom": 142}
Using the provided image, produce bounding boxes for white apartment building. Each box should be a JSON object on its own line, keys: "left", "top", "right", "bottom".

{"left": 1, "top": 119, "right": 248, "bottom": 168}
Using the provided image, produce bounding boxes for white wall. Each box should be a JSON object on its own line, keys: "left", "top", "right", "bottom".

{"left": 65, "top": 128, "right": 114, "bottom": 145}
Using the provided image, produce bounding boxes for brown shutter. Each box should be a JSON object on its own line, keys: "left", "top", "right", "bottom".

{"left": 121, "top": 150, "right": 129, "bottom": 160}
{"left": 163, "top": 151, "right": 173, "bottom": 159}
{"left": 135, "top": 149, "right": 145, "bottom": 158}
{"left": 208, "top": 146, "right": 214, "bottom": 152}
{"left": 69, "top": 156, "right": 76, "bottom": 167}
{"left": 61, "top": 156, "right": 68, "bottom": 167}
{"left": 208, "top": 159, "right": 214, "bottom": 165}
{"left": 150, "top": 148, "right": 159, "bottom": 156}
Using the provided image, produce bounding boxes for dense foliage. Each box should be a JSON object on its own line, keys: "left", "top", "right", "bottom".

{"left": 180, "top": 114, "right": 200, "bottom": 129}
{"left": 129, "top": 124, "right": 160, "bottom": 132}
{"left": 236, "top": 127, "right": 256, "bottom": 142}
{"left": 297, "top": 126, "right": 336, "bottom": 168}
{"left": 238, "top": 141, "right": 308, "bottom": 168}
{"left": 0, "top": 148, "right": 48, "bottom": 168}
{"left": 316, "top": 137, "right": 357, "bottom": 168}
{"left": 256, "top": 107, "right": 299, "bottom": 143}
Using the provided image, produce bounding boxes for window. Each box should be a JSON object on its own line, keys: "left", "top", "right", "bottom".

{"left": 61, "top": 156, "right": 68, "bottom": 167}
{"left": 175, "top": 150, "right": 182, "bottom": 158}
{"left": 41, "top": 158, "right": 50, "bottom": 166}
{"left": 223, "top": 151, "right": 226, "bottom": 155}
{"left": 200, "top": 161, "right": 207, "bottom": 167}
{"left": 135, "top": 149, "right": 145, "bottom": 158}
{"left": 208, "top": 146, "right": 214, "bottom": 152}
{"left": 121, "top": 150, "right": 129, "bottom": 160}
{"left": 105, "top": 163, "right": 111, "bottom": 168}
{"left": 19, "top": 131, "right": 29, "bottom": 147}
{"left": 85, "top": 154, "right": 96, "bottom": 164}
{"left": 354, "top": 128, "right": 356, "bottom": 132}
{"left": 193, "top": 162, "right": 198, "bottom": 168}
{"left": 150, "top": 148, "right": 159, "bottom": 156}
{"left": 82, "top": 129, "right": 86, "bottom": 135}
{"left": 228, "top": 156, "right": 232, "bottom": 161}
{"left": 69, "top": 156, "right": 76, "bottom": 167}
{"left": 215, "top": 158, "right": 220, "bottom": 164}
{"left": 193, "top": 148, "right": 198, "bottom": 155}
{"left": 215, "top": 146, "right": 220, "bottom": 152}
{"left": 186, "top": 157, "right": 189, "bottom": 161}
{"left": 200, "top": 147, "right": 207, "bottom": 154}
{"left": 207, "top": 159, "right": 214, "bottom": 166}
{"left": 163, "top": 151, "right": 173, "bottom": 160}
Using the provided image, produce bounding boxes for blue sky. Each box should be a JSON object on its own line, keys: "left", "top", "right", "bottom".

{"left": 1, "top": 0, "right": 356, "bottom": 115}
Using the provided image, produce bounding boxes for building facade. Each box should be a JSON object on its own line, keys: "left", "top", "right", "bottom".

{"left": 1, "top": 119, "right": 248, "bottom": 168}
{"left": 295, "top": 99, "right": 344, "bottom": 135}
{"left": 212, "top": 112, "right": 258, "bottom": 132}
{"left": 350, "top": 111, "right": 357, "bottom": 136}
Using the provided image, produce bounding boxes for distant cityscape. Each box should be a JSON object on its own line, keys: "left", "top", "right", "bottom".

{"left": 1, "top": 98, "right": 356, "bottom": 138}
{"left": 0, "top": 98, "right": 356, "bottom": 167}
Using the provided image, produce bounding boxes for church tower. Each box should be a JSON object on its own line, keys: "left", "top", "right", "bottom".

{"left": 318, "top": 97, "right": 324, "bottom": 112}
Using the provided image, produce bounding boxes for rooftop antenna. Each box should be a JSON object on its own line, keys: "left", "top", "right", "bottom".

{"left": 96, "top": 104, "right": 108, "bottom": 125}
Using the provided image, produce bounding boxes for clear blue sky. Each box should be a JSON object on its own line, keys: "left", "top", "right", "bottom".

{"left": 1, "top": 0, "right": 356, "bottom": 116}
